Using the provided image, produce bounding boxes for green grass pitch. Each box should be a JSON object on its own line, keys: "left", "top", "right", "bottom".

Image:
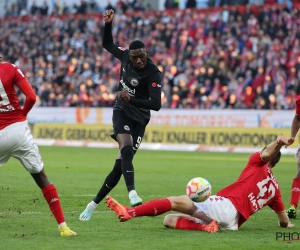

{"left": 0, "top": 146, "right": 299, "bottom": 249}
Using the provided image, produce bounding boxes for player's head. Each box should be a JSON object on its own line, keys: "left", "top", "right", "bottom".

{"left": 269, "top": 151, "right": 281, "bottom": 168}
{"left": 128, "top": 40, "right": 148, "bottom": 70}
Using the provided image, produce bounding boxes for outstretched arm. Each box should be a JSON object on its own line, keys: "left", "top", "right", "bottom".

{"left": 260, "top": 135, "right": 287, "bottom": 162}
{"left": 102, "top": 9, "right": 114, "bottom": 50}
{"left": 102, "top": 9, "right": 126, "bottom": 60}
{"left": 286, "top": 114, "right": 300, "bottom": 147}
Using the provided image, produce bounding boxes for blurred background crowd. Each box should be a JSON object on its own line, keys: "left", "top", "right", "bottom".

{"left": 1, "top": 0, "right": 300, "bottom": 109}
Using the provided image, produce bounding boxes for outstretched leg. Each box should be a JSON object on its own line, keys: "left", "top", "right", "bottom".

{"left": 105, "top": 196, "right": 219, "bottom": 233}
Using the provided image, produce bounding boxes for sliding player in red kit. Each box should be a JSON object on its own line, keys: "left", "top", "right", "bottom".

{"left": 105, "top": 136, "right": 293, "bottom": 232}
{"left": 286, "top": 95, "right": 300, "bottom": 218}
{"left": 0, "top": 54, "right": 76, "bottom": 236}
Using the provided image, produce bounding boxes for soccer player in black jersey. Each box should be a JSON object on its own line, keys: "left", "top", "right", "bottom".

{"left": 79, "top": 9, "right": 162, "bottom": 221}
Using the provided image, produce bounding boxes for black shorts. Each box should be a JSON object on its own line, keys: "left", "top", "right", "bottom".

{"left": 111, "top": 110, "right": 146, "bottom": 152}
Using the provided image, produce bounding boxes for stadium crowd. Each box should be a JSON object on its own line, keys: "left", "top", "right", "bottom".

{"left": 1, "top": 1, "right": 300, "bottom": 109}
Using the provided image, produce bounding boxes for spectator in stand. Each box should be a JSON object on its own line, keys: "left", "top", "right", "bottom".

{"left": 30, "top": 0, "right": 39, "bottom": 15}
{"left": 40, "top": 1, "right": 49, "bottom": 16}
{"left": 105, "top": 1, "right": 116, "bottom": 12}
{"left": 1, "top": 3, "right": 300, "bottom": 110}
{"left": 186, "top": 0, "right": 197, "bottom": 8}
{"left": 165, "top": 0, "right": 179, "bottom": 9}
{"left": 78, "top": 0, "right": 88, "bottom": 14}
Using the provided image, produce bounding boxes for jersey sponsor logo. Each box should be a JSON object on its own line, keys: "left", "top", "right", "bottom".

{"left": 130, "top": 78, "right": 139, "bottom": 87}
{"left": 120, "top": 78, "right": 135, "bottom": 96}
{"left": 118, "top": 47, "right": 126, "bottom": 51}
{"left": 0, "top": 105, "right": 15, "bottom": 112}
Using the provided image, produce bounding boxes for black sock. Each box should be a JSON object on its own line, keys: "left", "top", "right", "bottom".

{"left": 93, "top": 159, "right": 122, "bottom": 204}
{"left": 120, "top": 145, "right": 135, "bottom": 192}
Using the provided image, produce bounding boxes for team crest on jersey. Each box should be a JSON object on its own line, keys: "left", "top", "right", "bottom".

{"left": 130, "top": 78, "right": 139, "bottom": 87}
{"left": 118, "top": 47, "right": 126, "bottom": 51}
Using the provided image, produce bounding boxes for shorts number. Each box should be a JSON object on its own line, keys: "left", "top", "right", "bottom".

{"left": 135, "top": 136, "right": 142, "bottom": 149}
{"left": 0, "top": 79, "right": 10, "bottom": 106}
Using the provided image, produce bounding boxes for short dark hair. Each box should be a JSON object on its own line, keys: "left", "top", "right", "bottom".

{"left": 269, "top": 151, "right": 281, "bottom": 167}
{"left": 129, "top": 40, "right": 145, "bottom": 50}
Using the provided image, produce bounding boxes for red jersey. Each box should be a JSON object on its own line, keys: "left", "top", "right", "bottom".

{"left": 0, "top": 63, "right": 27, "bottom": 130}
{"left": 217, "top": 152, "right": 285, "bottom": 228}
{"left": 296, "top": 95, "right": 300, "bottom": 115}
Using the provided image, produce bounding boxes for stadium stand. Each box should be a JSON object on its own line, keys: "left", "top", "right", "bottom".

{"left": 0, "top": 1, "right": 300, "bottom": 109}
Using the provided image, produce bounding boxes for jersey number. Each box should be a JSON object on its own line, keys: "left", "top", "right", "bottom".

{"left": 0, "top": 79, "right": 10, "bottom": 106}
{"left": 134, "top": 136, "right": 142, "bottom": 150}
{"left": 256, "top": 176, "right": 275, "bottom": 208}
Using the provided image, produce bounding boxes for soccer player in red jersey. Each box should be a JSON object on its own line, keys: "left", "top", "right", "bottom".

{"left": 0, "top": 54, "right": 76, "bottom": 236}
{"left": 285, "top": 95, "right": 300, "bottom": 218}
{"left": 105, "top": 135, "right": 293, "bottom": 232}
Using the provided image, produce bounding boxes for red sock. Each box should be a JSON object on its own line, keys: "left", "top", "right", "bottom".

{"left": 127, "top": 198, "right": 172, "bottom": 217}
{"left": 290, "top": 177, "right": 300, "bottom": 208}
{"left": 42, "top": 184, "right": 65, "bottom": 224}
{"left": 175, "top": 217, "right": 206, "bottom": 231}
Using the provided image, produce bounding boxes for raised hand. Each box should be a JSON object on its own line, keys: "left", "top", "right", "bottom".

{"left": 285, "top": 137, "right": 295, "bottom": 148}
{"left": 276, "top": 135, "right": 288, "bottom": 146}
{"left": 103, "top": 9, "right": 114, "bottom": 23}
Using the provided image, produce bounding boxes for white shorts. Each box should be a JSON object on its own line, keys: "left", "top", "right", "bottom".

{"left": 0, "top": 121, "right": 44, "bottom": 173}
{"left": 194, "top": 195, "right": 239, "bottom": 230}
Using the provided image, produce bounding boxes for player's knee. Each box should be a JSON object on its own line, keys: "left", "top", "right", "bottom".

{"left": 120, "top": 145, "right": 134, "bottom": 161}
{"left": 167, "top": 195, "right": 191, "bottom": 210}
{"left": 163, "top": 214, "right": 177, "bottom": 228}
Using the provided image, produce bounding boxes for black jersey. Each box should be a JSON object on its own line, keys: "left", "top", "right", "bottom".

{"left": 103, "top": 23, "right": 162, "bottom": 125}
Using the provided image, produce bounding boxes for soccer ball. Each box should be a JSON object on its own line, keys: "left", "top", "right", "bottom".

{"left": 186, "top": 177, "right": 212, "bottom": 202}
